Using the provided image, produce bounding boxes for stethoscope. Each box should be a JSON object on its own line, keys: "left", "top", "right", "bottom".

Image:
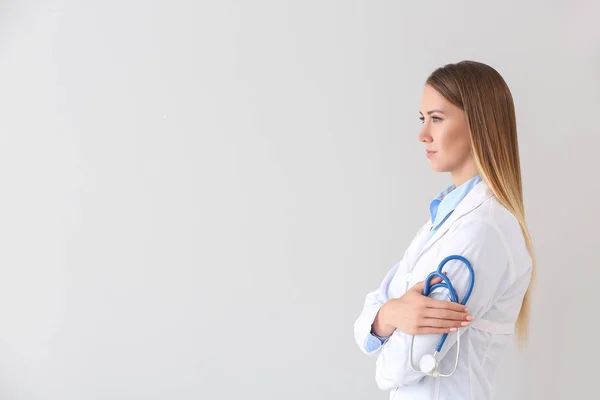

{"left": 408, "top": 255, "right": 475, "bottom": 377}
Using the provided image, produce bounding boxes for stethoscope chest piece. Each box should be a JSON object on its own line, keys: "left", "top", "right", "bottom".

{"left": 419, "top": 354, "right": 437, "bottom": 375}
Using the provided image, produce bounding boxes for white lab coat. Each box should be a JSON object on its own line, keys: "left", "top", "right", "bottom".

{"left": 354, "top": 181, "right": 532, "bottom": 400}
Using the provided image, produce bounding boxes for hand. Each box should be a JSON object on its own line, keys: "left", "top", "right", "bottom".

{"left": 380, "top": 275, "right": 474, "bottom": 336}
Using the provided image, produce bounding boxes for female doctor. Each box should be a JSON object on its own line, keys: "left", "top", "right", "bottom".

{"left": 354, "top": 60, "right": 535, "bottom": 400}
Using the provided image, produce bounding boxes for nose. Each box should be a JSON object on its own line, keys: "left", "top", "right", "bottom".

{"left": 418, "top": 123, "right": 432, "bottom": 143}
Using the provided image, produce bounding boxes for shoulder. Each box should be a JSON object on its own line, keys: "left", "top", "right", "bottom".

{"left": 451, "top": 196, "right": 532, "bottom": 278}
{"left": 445, "top": 213, "right": 508, "bottom": 256}
{"left": 454, "top": 196, "right": 521, "bottom": 238}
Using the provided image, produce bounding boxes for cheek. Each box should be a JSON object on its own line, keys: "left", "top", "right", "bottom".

{"left": 444, "top": 125, "right": 470, "bottom": 152}
{"left": 434, "top": 124, "right": 471, "bottom": 164}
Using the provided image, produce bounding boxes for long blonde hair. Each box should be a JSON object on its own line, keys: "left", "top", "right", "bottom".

{"left": 426, "top": 61, "right": 535, "bottom": 346}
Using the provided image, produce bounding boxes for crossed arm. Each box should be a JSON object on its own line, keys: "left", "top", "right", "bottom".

{"left": 354, "top": 220, "right": 510, "bottom": 390}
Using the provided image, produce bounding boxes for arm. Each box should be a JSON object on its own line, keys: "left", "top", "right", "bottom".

{"left": 353, "top": 259, "right": 402, "bottom": 356}
{"left": 354, "top": 223, "right": 430, "bottom": 356}
{"left": 374, "top": 219, "right": 511, "bottom": 390}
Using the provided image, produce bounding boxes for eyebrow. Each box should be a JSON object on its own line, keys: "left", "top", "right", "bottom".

{"left": 419, "top": 109, "right": 445, "bottom": 115}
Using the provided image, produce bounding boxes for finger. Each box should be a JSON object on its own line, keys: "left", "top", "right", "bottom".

{"left": 421, "top": 318, "right": 472, "bottom": 328}
{"left": 412, "top": 276, "right": 444, "bottom": 293}
{"left": 415, "top": 326, "right": 460, "bottom": 335}
{"left": 411, "top": 280, "right": 425, "bottom": 292}
{"left": 430, "top": 276, "right": 444, "bottom": 285}
{"left": 425, "top": 297, "right": 469, "bottom": 313}
{"left": 424, "top": 308, "right": 472, "bottom": 321}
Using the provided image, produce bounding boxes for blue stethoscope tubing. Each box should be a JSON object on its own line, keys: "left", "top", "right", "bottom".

{"left": 423, "top": 255, "right": 475, "bottom": 353}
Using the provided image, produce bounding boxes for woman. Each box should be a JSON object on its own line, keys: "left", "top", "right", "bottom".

{"left": 353, "top": 60, "right": 535, "bottom": 400}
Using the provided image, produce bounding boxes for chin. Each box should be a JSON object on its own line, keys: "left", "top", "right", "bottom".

{"left": 429, "top": 162, "right": 450, "bottom": 173}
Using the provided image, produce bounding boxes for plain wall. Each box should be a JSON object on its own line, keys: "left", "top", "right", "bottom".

{"left": 0, "top": 1, "right": 598, "bottom": 399}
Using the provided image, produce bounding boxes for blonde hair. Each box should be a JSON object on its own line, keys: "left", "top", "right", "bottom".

{"left": 425, "top": 61, "right": 535, "bottom": 346}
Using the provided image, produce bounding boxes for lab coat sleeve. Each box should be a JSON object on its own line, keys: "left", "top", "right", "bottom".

{"left": 353, "top": 259, "right": 402, "bottom": 356}
{"left": 374, "top": 219, "right": 511, "bottom": 390}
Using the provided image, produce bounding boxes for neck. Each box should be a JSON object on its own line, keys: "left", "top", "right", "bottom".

{"left": 451, "top": 163, "right": 479, "bottom": 187}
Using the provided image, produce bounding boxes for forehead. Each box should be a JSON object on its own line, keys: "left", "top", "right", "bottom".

{"left": 419, "top": 84, "right": 459, "bottom": 114}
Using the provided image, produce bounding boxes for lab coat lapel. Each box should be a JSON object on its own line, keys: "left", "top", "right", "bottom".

{"left": 414, "top": 181, "right": 494, "bottom": 261}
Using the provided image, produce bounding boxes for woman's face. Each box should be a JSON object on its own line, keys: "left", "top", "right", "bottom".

{"left": 418, "top": 84, "right": 474, "bottom": 176}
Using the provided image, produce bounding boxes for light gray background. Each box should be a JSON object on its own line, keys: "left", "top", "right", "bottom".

{"left": 1, "top": 1, "right": 598, "bottom": 399}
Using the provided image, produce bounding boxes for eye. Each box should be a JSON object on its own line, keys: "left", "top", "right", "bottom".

{"left": 419, "top": 116, "right": 442, "bottom": 124}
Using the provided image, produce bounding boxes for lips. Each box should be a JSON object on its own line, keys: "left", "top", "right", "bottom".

{"left": 426, "top": 150, "right": 437, "bottom": 159}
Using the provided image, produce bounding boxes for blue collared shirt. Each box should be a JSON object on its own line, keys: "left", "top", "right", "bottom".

{"left": 365, "top": 175, "right": 482, "bottom": 352}
{"left": 423, "top": 175, "right": 482, "bottom": 245}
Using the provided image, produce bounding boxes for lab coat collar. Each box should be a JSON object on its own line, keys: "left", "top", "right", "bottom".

{"left": 416, "top": 180, "right": 495, "bottom": 259}
{"left": 429, "top": 175, "right": 483, "bottom": 233}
